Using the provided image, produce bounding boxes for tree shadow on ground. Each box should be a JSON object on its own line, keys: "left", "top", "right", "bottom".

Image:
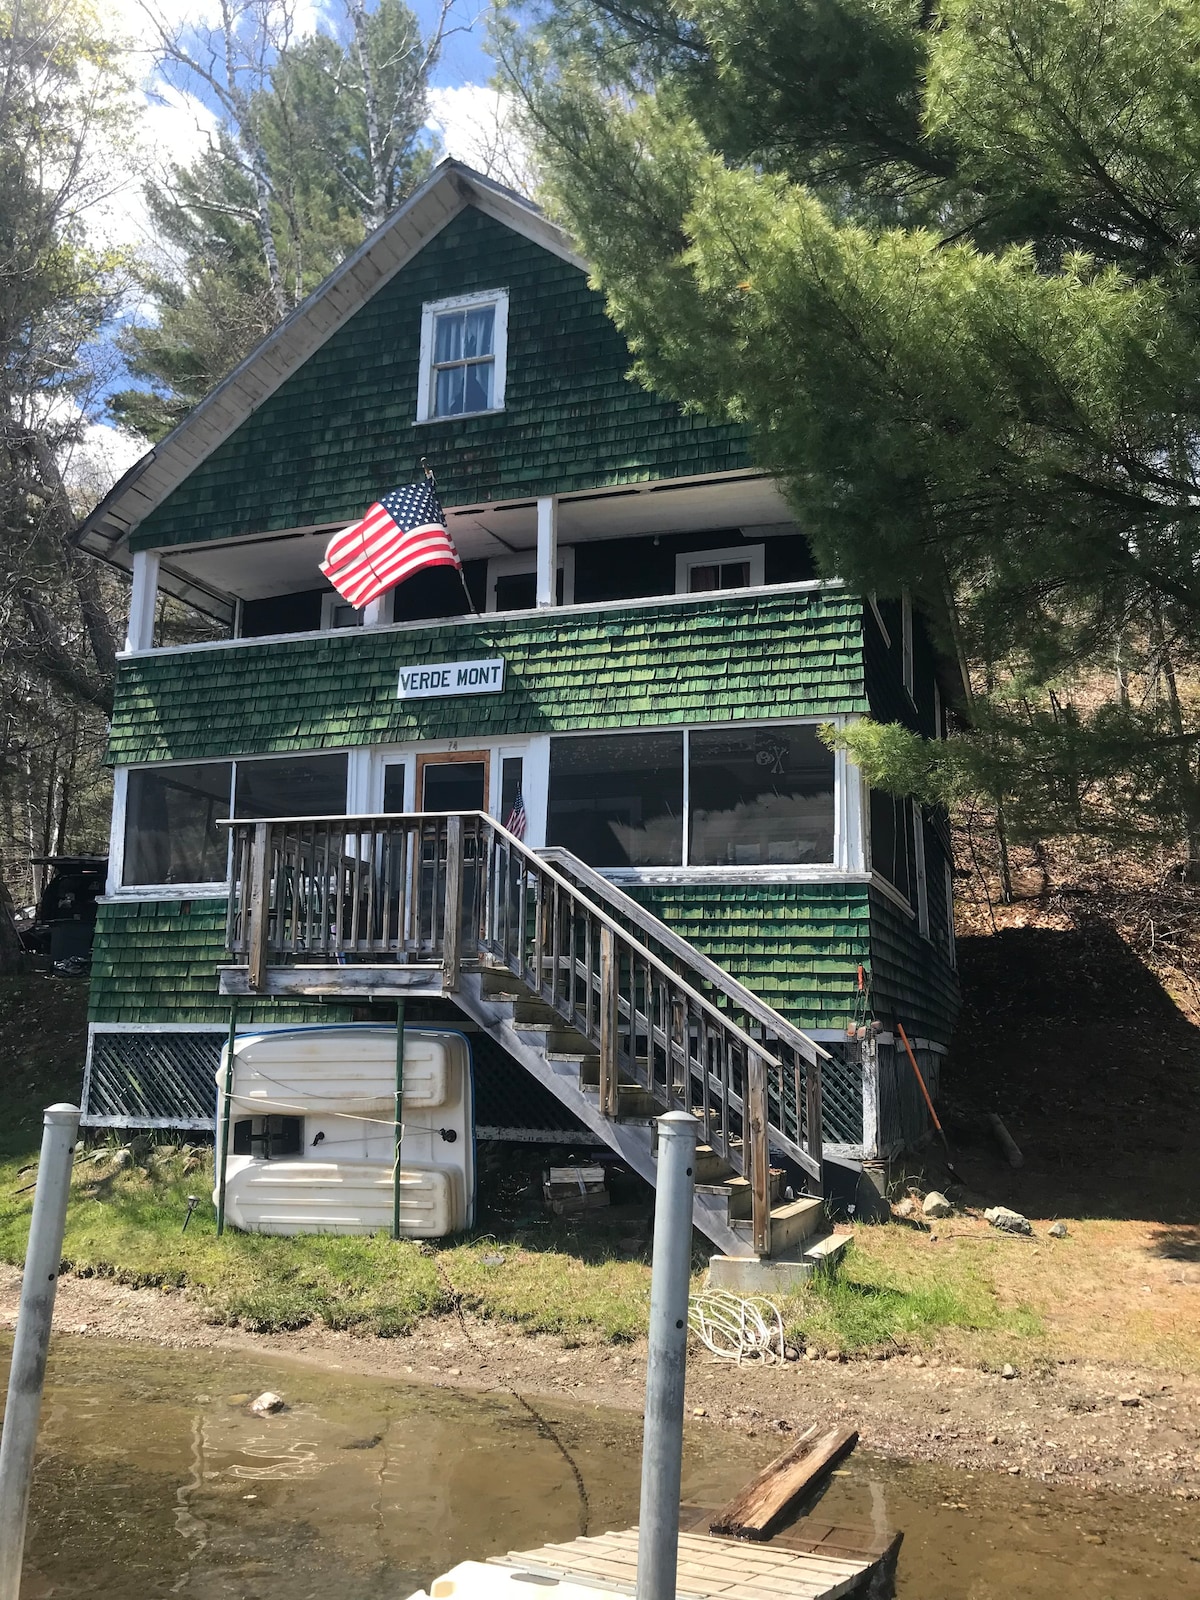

{"left": 941, "top": 922, "right": 1200, "bottom": 1224}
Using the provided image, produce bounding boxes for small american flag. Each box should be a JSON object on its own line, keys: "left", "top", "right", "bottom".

{"left": 504, "top": 789, "right": 527, "bottom": 841}
{"left": 320, "top": 481, "right": 460, "bottom": 608}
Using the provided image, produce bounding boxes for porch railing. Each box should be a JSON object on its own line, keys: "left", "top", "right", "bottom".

{"left": 223, "top": 812, "right": 825, "bottom": 1253}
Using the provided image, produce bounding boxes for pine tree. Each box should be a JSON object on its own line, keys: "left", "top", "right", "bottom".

{"left": 110, "top": 0, "right": 443, "bottom": 441}
{"left": 501, "top": 0, "right": 1200, "bottom": 871}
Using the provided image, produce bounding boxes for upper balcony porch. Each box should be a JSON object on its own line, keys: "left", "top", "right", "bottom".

{"left": 120, "top": 470, "right": 820, "bottom": 649}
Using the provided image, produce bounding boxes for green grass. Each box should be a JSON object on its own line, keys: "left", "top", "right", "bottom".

{"left": 0, "top": 975, "right": 1042, "bottom": 1359}
{"left": 777, "top": 1222, "right": 1044, "bottom": 1361}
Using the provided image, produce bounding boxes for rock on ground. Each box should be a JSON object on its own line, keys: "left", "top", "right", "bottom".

{"left": 985, "top": 1205, "right": 1033, "bottom": 1235}
{"left": 922, "top": 1191, "right": 953, "bottom": 1219}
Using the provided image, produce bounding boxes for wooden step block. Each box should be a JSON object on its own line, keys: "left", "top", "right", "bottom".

{"left": 694, "top": 1145, "right": 735, "bottom": 1184}
{"left": 479, "top": 967, "right": 526, "bottom": 998}
{"left": 511, "top": 998, "right": 560, "bottom": 1024}
{"left": 724, "top": 1170, "right": 786, "bottom": 1220}
{"left": 511, "top": 1025, "right": 591, "bottom": 1053}
{"left": 769, "top": 1196, "right": 826, "bottom": 1253}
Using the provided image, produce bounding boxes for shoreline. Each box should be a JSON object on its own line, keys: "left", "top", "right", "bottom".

{"left": 5, "top": 1264, "right": 1197, "bottom": 1500}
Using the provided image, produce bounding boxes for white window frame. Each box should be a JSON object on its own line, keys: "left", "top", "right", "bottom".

{"left": 320, "top": 591, "right": 365, "bottom": 631}
{"left": 544, "top": 716, "right": 857, "bottom": 883}
{"left": 415, "top": 288, "right": 509, "bottom": 424}
{"left": 912, "top": 801, "right": 929, "bottom": 939}
{"left": 675, "top": 543, "right": 765, "bottom": 595}
{"left": 111, "top": 750, "right": 354, "bottom": 898}
{"left": 486, "top": 548, "right": 576, "bottom": 612}
{"left": 901, "top": 589, "right": 915, "bottom": 701}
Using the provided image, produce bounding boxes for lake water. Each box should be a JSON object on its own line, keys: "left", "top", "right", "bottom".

{"left": 3, "top": 1333, "right": 1198, "bottom": 1598}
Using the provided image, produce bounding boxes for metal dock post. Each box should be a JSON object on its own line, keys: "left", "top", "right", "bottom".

{"left": 637, "top": 1110, "right": 698, "bottom": 1600}
{"left": 0, "top": 1102, "right": 80, "bottom": 1600}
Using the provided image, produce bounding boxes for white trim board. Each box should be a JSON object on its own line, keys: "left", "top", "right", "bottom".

{"left": 118, "top": 576, "right": 843, "bottom": 661}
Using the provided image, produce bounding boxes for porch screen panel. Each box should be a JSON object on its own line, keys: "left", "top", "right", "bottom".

{"left": 234, "top": 753, "right": 349, "bottom": 818}
{"left": 548, "top": 734, "right": 683, "bottom": 866}
{"left": 688, "top": 725, "right": 835, "bottom": 866}
{"left": 124, "top": 762, "right": 232, "bottom": 886}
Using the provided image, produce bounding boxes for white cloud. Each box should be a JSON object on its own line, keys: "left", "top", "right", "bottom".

{"left": 427, "top": 84, "right": 535, "bottom": 195}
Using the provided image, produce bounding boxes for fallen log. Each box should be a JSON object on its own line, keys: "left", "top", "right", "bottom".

{"left": 709, "top": 1424, "right": 860, "bottom": 1540}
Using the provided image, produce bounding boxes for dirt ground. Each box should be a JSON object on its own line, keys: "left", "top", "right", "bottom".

{"left": 5, "top": 1263, "right": 1198, "bottom": 1502}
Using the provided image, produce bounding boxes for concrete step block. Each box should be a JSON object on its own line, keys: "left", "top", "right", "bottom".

{"left": 706, "top": 1230, "right": 852, "bottom": 1289}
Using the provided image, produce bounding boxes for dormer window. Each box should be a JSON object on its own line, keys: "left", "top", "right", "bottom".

{"left": 417, "top": 289, "right": 509, "bottom": 422}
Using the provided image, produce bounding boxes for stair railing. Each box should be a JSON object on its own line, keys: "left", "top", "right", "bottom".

{"left": 224, "top": 812, "right": 827, "bottom": 1253}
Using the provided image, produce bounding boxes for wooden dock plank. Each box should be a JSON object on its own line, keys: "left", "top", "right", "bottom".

{"left": 491, "top": 1521, "right": 877, "bottom": 1600}
{"left": 709, "top": 1427, "right": 860, "bottom": 1541}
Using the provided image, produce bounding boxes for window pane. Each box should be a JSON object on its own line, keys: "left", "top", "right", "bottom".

{"left": 235, "top": 754, "right": 348, "bottom": 819}
{"left": 124, "top": 763, "right": 232, "bottom": 886}
{"left": 433, "top": 311, "right": 463, "bottom": 363}
{"left": 494, "top": 571, "right": 536, "bottom": 611}
{"left": 501, "top": 757, "right": 524, "bottom": 823}
{"left": 688, "top": 564, "right": 719, "bottom": 593}
{"left": 463, "top": 358, "right": 494, "bottom": 413}
{"left": 689, "top": 726, "right": 834, "bottom": 866}
{"left": 435, "top": 365, "right": 465, "bottom": 416}
{"left": 871, "top": 790, "right": 912, "bottom": 899}
{"left": 548, "top": 735, "right": 683, "bottom": 867}
{"left": 423, "top": 761, "right": 486, "bottom": 811}
{"left": 719, "top": 561, "right": 751, "bottom": 589}
{"left": 328, "top": 602, "right": 361, "bottom": 629}
{"left": 382, "top": 764, "right": 407, "bottom": 812}
{"left": 462, "top": 305, "right": 494, "bottom": 357}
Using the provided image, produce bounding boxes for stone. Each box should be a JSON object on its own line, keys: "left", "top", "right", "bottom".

{"left": 985, "top": 1205, "right": 1033, "bottom": 1235}
{"left": 892, "top": 1197, "right": 917, "bottom": 1219}
{"left": 1119, "top": 1394, "right": 1141, "bottom": 1407}
{"left": 1001, "top": 1364, "right": 1017, "bottom": 1380}
{"left": 248, "top": 1391, "right": 286, "bottom": 1415}
{"left": 804, "top": 1346, "right": 821, "bottom": 1361}
{"left": 111, "top": 1149, "right": 132, "bottom": 1171}
{"left": 1048, "top": 1222, "right": 1069, "bottom": 1239}
{"left": 922, "top": 1191, "right": 953, "bottom": 1219}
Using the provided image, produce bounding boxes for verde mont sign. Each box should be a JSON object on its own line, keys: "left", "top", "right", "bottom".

{"left": 397, "top": 657, "right": 506, "bottom": 699}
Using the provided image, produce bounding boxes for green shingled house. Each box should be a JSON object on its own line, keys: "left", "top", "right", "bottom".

{"left": 78, "top": 162, "right": 959, "bottom": 1265}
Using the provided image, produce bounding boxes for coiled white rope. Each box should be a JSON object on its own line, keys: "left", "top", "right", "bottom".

{"left": 688, "top": 1290, "right": 789, "bottom": 1365}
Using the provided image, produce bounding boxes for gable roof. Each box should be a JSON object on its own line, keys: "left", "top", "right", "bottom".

{"left": 76, "top": 162, "right": 585, "bottom": 578}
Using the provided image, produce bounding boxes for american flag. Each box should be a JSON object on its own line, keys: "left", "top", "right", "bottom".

{"left": 504, "top": 789, "right": 527, "bottom": 841}
{"left": 320, "top": 481, "right": 461, "bottom": 608}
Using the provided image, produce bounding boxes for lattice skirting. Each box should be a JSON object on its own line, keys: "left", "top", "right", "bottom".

{"left": 82, "top": 1027, "right": 226, "bottom": 1129}
{"left": 817, "top": 1041, "right": 865, "bottom": 1147}
{"left": 81, "top": 1024, "right": 602, "bottom": 1141}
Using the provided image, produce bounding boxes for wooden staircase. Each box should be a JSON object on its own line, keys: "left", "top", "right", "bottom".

{"left": 219, "top": 811, "right": 844, "bottom": 1267}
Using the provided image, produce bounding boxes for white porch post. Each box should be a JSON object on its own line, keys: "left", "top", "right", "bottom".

{"left": 536, "top": 496, "right": 557, "bottom": 607}
{"left": 124, "top": 550, "right": 160, "bottom": 652}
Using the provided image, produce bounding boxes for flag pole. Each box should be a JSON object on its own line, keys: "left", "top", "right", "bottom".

{"left": 422, "top": 457, "right": 479, "bottom": 617}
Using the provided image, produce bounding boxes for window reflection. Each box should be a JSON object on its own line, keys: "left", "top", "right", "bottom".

{"left": 689, "top": 727, "right": 835, "bottom": 866}
{"left": 124, "top": 763, "right": 233, "bottom": 885}
{"left": 548, "top": 734, "right": 684, "bottom": 866}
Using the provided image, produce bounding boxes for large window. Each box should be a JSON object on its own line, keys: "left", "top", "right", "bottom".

{"left": 417, "top": 290, "right": 509, "bottom": 422}
{"left": 548, "top": 734, "right": 684, "bottom": 867}
{"left": 547, "top": 723, "right": 836, "bottom": 870}
{"left": 122, "top": 753, "right": 349, "bottom": 889}
{"left": 689, "top": 727, "right": 834, "bottom": 866}
{"left": 234, "top": 754, "right": 349, "bottom": 819}
{"left": 871, "top": 790, "right": 912, "bottom": 901}
{"left": 123, "top": 763, "right": 233, "bottom": 886}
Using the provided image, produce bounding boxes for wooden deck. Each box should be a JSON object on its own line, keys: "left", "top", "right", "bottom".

{"left": 488, "top": 1526, "right": 878, "bottom": 1600}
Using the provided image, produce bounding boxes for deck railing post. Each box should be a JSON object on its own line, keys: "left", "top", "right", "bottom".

{"left": 636, "top": 1110, "right": 698, "bottom": 1600}
{"left": 392, "top": 999, "right": 406, "bottom": 1240}
{"left": 216, "top": 999, "right": 238, "bottom": 1237}
{"left": 747, "top": 1049, "right": 772, "bottom": 1258}
{"left": 0, "top": 1103, "right": 80, "bottom": 1600}
{"left": 247, "top": 821, "right": 270, "bottom": 991}
{"left": 805, "top": 1054, "right": 824, "bottom": 1192}
{"left": 442, "top": 814, "right": 463, "bottom": 990}
{"left": 598, "top": 923, "right": 619, "bottom": 1119}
